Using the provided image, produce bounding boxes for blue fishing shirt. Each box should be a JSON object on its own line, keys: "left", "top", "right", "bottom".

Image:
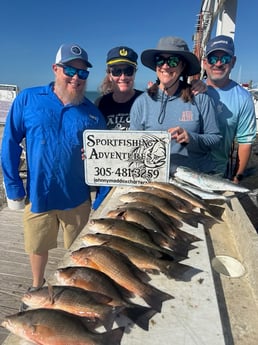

{"left": 207, "top": 80, "right": 257, "bottom": 174}
{"left": 130, "top": 86, "right": 221, "bottom": 175}
{"left": 1, "top": 83, "right": 107, "bottom": 213}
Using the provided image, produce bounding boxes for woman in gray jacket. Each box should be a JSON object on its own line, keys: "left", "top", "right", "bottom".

{"left": 130, "top": 36, "right": 221, "bottom": 176}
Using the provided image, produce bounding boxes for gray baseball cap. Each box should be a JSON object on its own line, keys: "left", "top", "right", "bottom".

{"left": 55, "top": 43, "right": 92, "bottom": 67}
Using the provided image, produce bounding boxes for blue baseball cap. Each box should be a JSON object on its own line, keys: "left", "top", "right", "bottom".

{"left": 106, "top": 46, "right": 138, "bottom": 67}
{"left": 55, "top": 43, "right": 92, "bottom": 67}
{"left": 205, "top": 35, "right": 235, "bottom": 56}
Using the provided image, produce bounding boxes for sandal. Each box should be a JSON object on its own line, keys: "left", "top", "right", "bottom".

{"left": 27, "top": 278, "right": 46, "bottom": 293}
{"left": 19, "top": 278, "right": 46, "bottom": 312}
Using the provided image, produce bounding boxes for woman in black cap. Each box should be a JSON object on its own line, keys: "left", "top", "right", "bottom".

{"left": 95, "top": 46, "right": 143, "bottom": 130}
{"left": 130, "top": 36, "right": 222, "bottom": 175}
{"left": 90, "top": 46, "right": 144, "bottom": 209}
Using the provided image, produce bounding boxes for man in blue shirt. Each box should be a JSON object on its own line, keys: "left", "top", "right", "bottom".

{"left": 1, "top": 43, "right": 106, "bottom": 297}
{"left": 203, "top": 35, "right": 256, "bottom": 182}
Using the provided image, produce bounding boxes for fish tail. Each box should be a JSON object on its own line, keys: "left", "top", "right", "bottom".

{"left": 162, "top": 222, "right": 201, "bottom": 244}
{"left": 181, "top": 214, "right": 199, "bottom": 227}
{"left": 152, "top": 231, "right": 189, "bottom": 257}
{"left": 183, "top": 212, "right": 218, "bottom": 227}
{"left": 165, "top": 238, "right": 190, "bottom": 257}
{"left": 224, "top": 198, "right": 233, "bottom": 211}
{"left": 101, "top": 306, "right": 123, "bottom": 331}
{"left": 122, "top": 305, "right": 157, "bottom": 331}
{"left": 161, "top": 223, "right": 184, "bottom": 241}
{"left": 210, "top": 201, "right": 232, "bottom": 215}
{"left": 141, "top": 284, "right": 174, "bottom": 312}
{"left": 194, "top": 210, "right": 224, "bottom": 226}
{"left": 178, "top": 231, "right": 201, "bottom": 244}
{"left": 102, "top": 327, "right": 125, "bottom": 345}
{"left": 160, "top": 261, "right": 194, "bottom": 280}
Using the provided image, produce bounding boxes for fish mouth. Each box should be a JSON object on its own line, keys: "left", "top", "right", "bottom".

{"left": 1, "top": 319, "right": 12, "bottom": 331}
{"left": 1, "top": 320, "right": 7, "bottom": 327}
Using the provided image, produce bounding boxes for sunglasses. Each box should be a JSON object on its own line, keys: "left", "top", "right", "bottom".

{"left": 56, "top": 63, "right": 89, "bottom": 80}
{"left": 110, "top": 66, "right": 135, "bottom": 77}
{"left": 207, "top": 55, "right": 232, "bottom": 65}
{"left": 155, "top": 55, "right": 181, "bottom": 68}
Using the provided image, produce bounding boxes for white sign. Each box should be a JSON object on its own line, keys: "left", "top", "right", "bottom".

{"left": 0, "top": 84, "right": 19, "bottom": 124}
{"left": 83, "top": 130, "right": 171, "bottom": 186}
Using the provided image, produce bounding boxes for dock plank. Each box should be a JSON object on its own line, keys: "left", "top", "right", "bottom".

{"left": 3, "top": 187, "right": 228, "bottom": 345}
{"left": 0, "top": 205, "right": 66, "bottom": 344}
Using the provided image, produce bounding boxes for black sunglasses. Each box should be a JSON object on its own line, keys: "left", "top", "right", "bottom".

{"left": 155, "top": 55, "right": 181, "bottom": 68}
{"left": 110, "top": 66, "right": 135, "bottom": 77}
{"left": 56, "top": 63, "right": 89, "bottom": 80}
{"left": 207, "top": 55, "right": 232, "bottom": 65}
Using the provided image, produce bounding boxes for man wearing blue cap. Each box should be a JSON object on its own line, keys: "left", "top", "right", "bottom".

{"left": 203, "top": 35, "right": 256, "bottom": 182}
{"left": 1, "top": 43, "right": 107, "bottom": 304}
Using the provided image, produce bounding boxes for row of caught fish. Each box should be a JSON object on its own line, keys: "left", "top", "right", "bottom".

{"left": 2, "top": 169, "right": 244, "bottom": 344}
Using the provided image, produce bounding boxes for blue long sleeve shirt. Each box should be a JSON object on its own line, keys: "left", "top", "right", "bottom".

{"left": 1, "top": 83, "right": 107, "bottom": 213}
{"left": 207, "top": 80, "right": 257, "bottom": 174}
{"left": 130, "top": 86, "right": 221, "bottom": 175}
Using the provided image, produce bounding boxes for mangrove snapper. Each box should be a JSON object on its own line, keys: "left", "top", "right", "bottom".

{"left": 1, "top": 308, "right": 124, "bottom": 345}
{"left": 83, "top": 233, "right": 194, "bottom": 280}
{"left": 119, "top": 191, "right": 201, "bottom": 227}
{"left": 22, "top": 285, "right": 121, "bottom": 330}
{"left": 70, "top": 246, "right": 174, "bottom": 312}
{"left": 54, "top": 266, "right": 157, "bottom": 330}
{"left": 107, "top": 204, "right": 201, "bottom": 244}
{"left": 131, "top": 185, "right": 194, "bottom": 213}
{"left": 114, "top": 201, "right": 200, "bottom": 244}
{"left": 145, "top": 181, "right": 210, "bottom": 211}
{"left": 88, "top": 218, "right": 183, "bottom": 260}
{"left": 106, "top": 208, "right": 191, "bottom": 257}
{"left": 54, "top": 266, "right": 133, "bottom": 306}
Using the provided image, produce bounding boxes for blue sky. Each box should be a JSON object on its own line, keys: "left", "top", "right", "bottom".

{"left": 1, "top": 0, "right": 257, "bottom": 91}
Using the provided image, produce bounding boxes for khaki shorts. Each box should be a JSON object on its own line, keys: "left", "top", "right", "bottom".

{"left": 23, "top": 200, "right": 91, "bottom": 254}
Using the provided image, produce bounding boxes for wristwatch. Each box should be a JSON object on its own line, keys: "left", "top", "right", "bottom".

{"left": 235, "top": 174, "right": 244, "bottom": 181}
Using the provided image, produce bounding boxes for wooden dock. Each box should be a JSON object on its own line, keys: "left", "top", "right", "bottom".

{"left": 0, "top": 125, "right": 64, "bottom": 343}
{"left": 0, "top": 206, "right": 66, "bottom": 344}
{"left": 2, "top": 188, "right": 258, "bottom": 345}
{"left": 1, "top": 124, "right": 258, "bottom": 344}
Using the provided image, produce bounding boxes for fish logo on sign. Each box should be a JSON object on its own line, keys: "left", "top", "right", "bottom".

{"left": 128, "top": 134, "right": 167, "bottom": 181}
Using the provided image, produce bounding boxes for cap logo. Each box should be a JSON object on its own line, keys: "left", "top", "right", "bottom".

{"left": 119, "top": 48, "right": 128, "bottom": 57}
{"left": 211, "top": 39, "right": 229, "bottom": 47}
{"left": 71, "top": 45, "right": 82, "bottom": 56}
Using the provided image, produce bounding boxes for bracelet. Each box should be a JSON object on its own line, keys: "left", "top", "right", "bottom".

{"left": 235, "top": 174, "right": 244, "bottom": 181}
